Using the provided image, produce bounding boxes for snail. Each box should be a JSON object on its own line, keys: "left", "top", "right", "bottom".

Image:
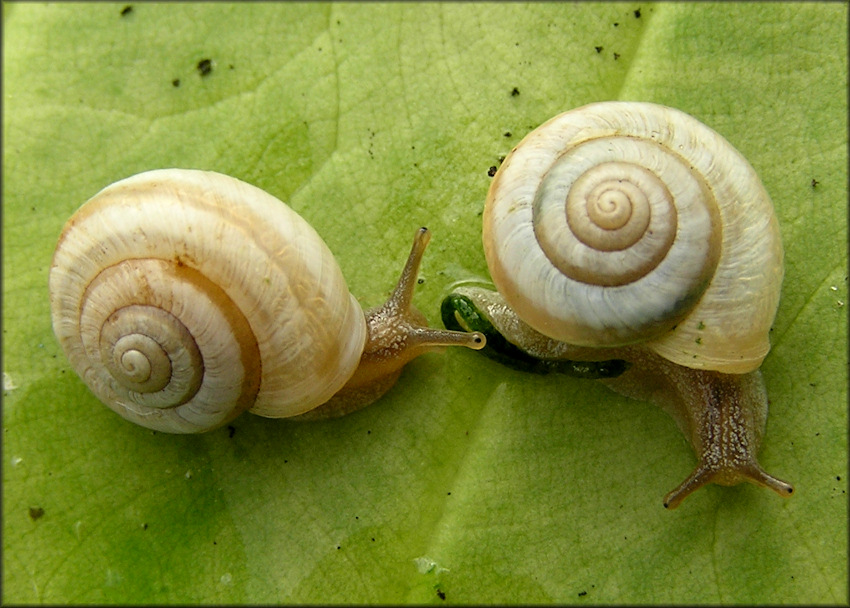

{"left": 49, "top": 169, "right": 485, "bottom": 433}
{"left": 442, "top": 101, "right": 794, "bottom": 509}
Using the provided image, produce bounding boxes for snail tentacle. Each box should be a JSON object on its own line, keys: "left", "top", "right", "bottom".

{"left": 296, "top": 228, "right": 486, "bottom": 420}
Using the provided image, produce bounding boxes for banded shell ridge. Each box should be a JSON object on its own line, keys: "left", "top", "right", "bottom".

{"left": 483, "top": 102, "right": 782, "bottom": 373}
{"left": 49, "top": 169, "right": 367, "bottom": 432}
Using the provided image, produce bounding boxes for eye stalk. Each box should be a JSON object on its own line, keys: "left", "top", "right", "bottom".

{"left": 297, "top": 228, "right": 487, "bottom": 420}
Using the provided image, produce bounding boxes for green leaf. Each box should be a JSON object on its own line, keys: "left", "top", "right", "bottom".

{"left": 3, "top": 2, "right": 846, "bottom": 604}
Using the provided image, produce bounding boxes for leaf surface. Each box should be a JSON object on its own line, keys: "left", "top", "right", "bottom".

{"left": 3, "top": 3, "right": 846, "bottom": 603}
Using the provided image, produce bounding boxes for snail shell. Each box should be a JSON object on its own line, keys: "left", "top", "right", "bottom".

{"left": 484, "top": 101, "right": 783, "bottom": 373}
{"left": 50, "top": 169, "right": 484, "bottom": 433}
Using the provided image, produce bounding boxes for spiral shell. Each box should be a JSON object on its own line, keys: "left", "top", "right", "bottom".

{"left": 483, "top": 102, "right": 783, "bottom": 373}
{"left": 49, "top": 169, "right": 367, "bottom": 433}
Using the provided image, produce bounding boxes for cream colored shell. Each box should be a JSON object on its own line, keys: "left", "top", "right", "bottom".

{"left": 483, "top": 102, "right": 783, "bottom": 373}
{"left": 49, "top": 169, "right": 367, "bottom": 433}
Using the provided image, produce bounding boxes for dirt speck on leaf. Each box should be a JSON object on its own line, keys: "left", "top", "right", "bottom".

{"left": 197, "top": 58, "right": 213, "bottom": 77}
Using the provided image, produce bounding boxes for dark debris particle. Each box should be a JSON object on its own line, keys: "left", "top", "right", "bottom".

{"left": 172, "top": 79, "right": 180, "bottom": 88}
{"left": 578, "top": 590, "right": 588, "bottom": 597}
{"left": 227, "top": 425, "right": 236, "bottom": 438}
{"left": 120, "top": 5, "right": 133, "bottom": 17}
{"left": 504, "top": 131, "right": 512, "bottom": 137}
{"left": 634, "top": 8, "right": 641, "bottom": 18}
{"left": 613, "top": 52, "right": 621, "bottom": 60}
{"left": 488, "top": 166, "right": 498, "bottom": 177}
{"left": 595, "top": 46, "right": 604, "bottom": 53}
{"left": 197, "top": 58, "right": 213, "bottom": 77}
{"left": 143, "top": 523, "right": 149, "bottom": 530}
{"left": 510, "top": 87, "right": 520, "bottom": 96}
{"left": 613, "top": 21, "right": 620, "bottom": 26}
{"left": 29, "top": 507, "right": 45, "bottom": 521}
{"left": 436, "top": 589, "right": 446, "bottom": 600}
{"left": 811, "top": 178, "right": 820, "bottom": 188}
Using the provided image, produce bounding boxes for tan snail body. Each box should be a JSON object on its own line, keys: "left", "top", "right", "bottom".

{"left": 49, "top": 169, "right": 484, "bottom": 433}
{"left": 445, "top": 102, "right": 794, "bottom": 508}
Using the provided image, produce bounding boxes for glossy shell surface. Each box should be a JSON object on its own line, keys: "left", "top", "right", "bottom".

{"left": 49, "top": 169, "right": 367, "bottom": 432}
{"left": 483, "top": 102, "right": 782, "bottom": 372}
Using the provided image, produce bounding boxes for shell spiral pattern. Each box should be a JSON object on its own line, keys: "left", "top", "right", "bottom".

{"left": 49, "top": 169, "right": 367, "bottom": 433}
{"left": 484, "top": 102, "right": 782, "bottom": 373}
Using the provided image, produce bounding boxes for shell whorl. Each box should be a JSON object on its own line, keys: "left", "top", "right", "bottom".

{"left": 483, "top": 102, "right": 783, "bottom": 373}
{"left": 49, "top": 169, "right": 367, "bottom": 432}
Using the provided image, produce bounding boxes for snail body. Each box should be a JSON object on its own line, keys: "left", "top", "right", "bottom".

{"left": 443, "top": 102, "right": 793, "bottom": 508}
{"left": 50, "top": 169, "right": 484, "bottom": 433}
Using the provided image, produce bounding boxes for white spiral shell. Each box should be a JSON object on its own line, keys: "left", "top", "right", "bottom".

{"left": 49, "top": 169, "right": 367, "bottom": 433}
{"left": 483, "top": 102, "right": 783, "bottom": 373}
